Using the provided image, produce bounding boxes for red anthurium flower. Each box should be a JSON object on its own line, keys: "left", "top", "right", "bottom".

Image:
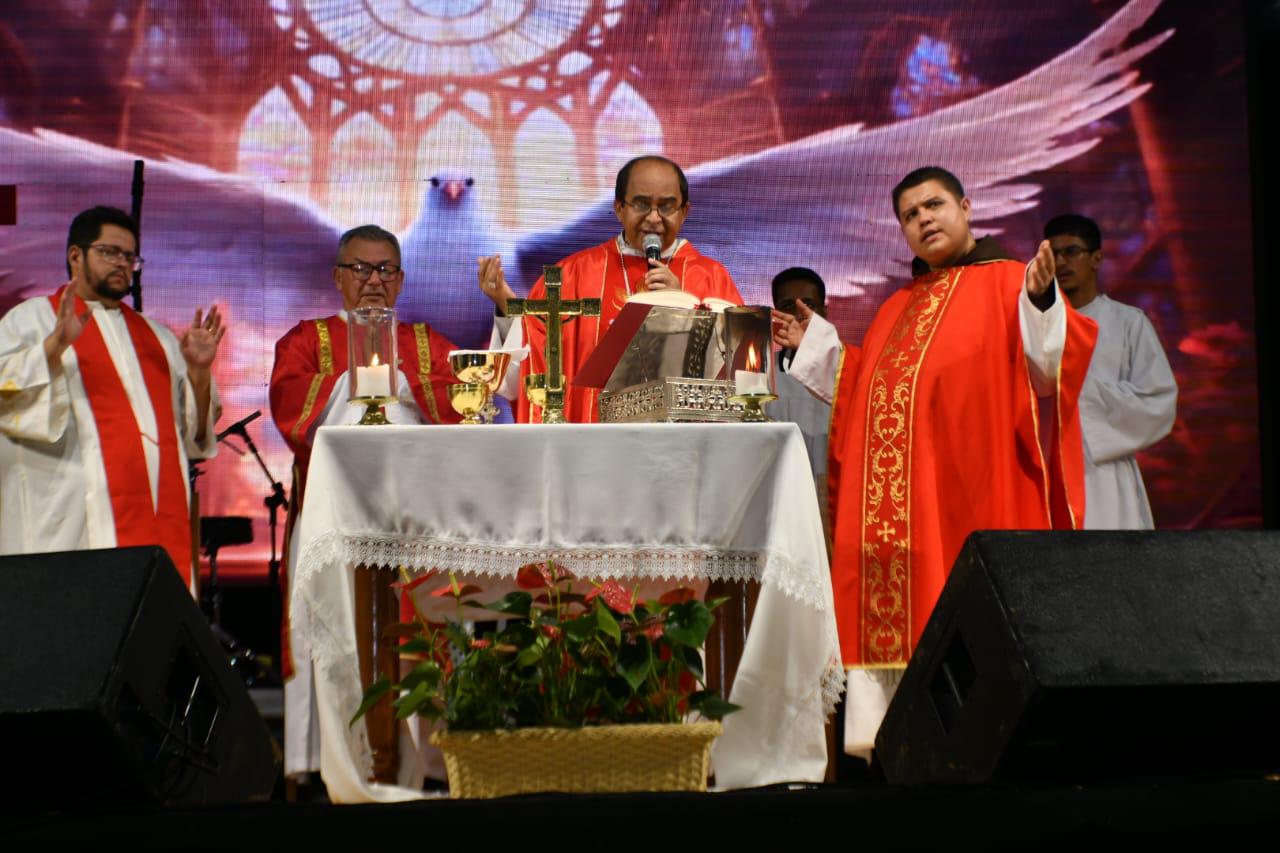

{"left": 678, "top": 671, "right": 696, "bottom": 694}
{"left": 584, "top": 579, "right": 634, "bottom": 614}
{"left": 516, "top": 562, "right": 553, "bottom": 589}
{"left": 657, "top": 645, "right": 673, "bottom": 663}
{"left": 658, "top": 587, "right": 697, "bottom": 606}
{"left": 471, "top": 638, "right": 491, "bottom": 649}
{"left": 390, "top": 571, "right": 437, "bottom": 592}
{"left": 541, "top": 624, "right": 562, "bottom": 639}
{"left": 642, "top": 622, "right": 664, "bottom": 641}
{"left": 430, "top": 582, "right": 482, "bottom": 598}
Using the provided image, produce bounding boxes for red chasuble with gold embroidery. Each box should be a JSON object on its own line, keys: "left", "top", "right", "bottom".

{"left": 270, "top": 315, "right": 460, "bottom": 491}
{"left": 827, "top": 252, "right": 1095, "bottom": 669}
{"left": 270, "top": 314, "right": 459, "bottom": 676}
{"left": 518, "top": 239, "right": 742, "bottom": 423}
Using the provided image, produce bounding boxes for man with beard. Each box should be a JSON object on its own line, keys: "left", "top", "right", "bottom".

{"left": 0, "top": 205, "right": 224, "bottom": 593}
{"left": 477, "top": 155, "right": 743, "bottom": 422}
{"left": 773, "top": 167, "right": 1097, "bottom": 760}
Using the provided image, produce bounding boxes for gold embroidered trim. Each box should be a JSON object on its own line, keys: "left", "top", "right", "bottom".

{"left": 860, "top": 268, "right": 963, "bottom": 665}
{"left": 290, "top": 319, "right": 333, "bottom": 443}
{"left": 413, "top": 323, "right": 443, "bottom": 424}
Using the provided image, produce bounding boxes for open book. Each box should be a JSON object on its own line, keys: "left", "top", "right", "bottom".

{"left": 625, "top": 290, "right": 737, "bottom": 312}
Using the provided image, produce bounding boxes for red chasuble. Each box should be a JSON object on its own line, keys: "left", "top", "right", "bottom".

{"left": 269, "top": 314, "right": 460, "bottom": 677}
{"left": 50, "top": 287, "right": 194, "bottom": 587}
{"left": 827, "top": 247, "right": 1096, "bottom": 669}
{"left": 517, "top": 239, "right": 742, "bottom": 423}
{"left": 270, "top": 315, "right": 460, "bottom": 491}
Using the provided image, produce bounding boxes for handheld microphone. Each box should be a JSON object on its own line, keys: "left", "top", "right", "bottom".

{"left": 217, "top": 410, "right": 262, "bottom": 443}
{"left": 642, "top": 233, "right": 662, "bottom": 263}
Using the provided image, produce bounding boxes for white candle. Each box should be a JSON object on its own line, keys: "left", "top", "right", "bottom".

{"left": 356, "top": 364, "right": 392, "bottom": 399}
{"left": 735, "top": 369, "right": 771, "bottom": 396}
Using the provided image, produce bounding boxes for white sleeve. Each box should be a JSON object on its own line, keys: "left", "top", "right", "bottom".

{"left": 182, "top": 374, "right": 220, "bottom": 460}
{"left": 491, "top": 315, "right": 525, "bottom": 401}
{"left": 0, "top": 303, "right": 71, "bottom": 443}
{"left": 1081, "top": 314, "right": 1177, "bottom": 464}
{"left": 1019, "top": 269, "right": 1067, "bottom": 398}
{"left": 786, "top": 312, "right": 843, "bottom": 404}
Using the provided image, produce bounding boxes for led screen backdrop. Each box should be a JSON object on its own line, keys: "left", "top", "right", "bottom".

{"left": 0, "top": 0, "right": 1259, "bottom": 569}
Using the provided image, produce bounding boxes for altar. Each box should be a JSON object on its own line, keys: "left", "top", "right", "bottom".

{"left": 292, "top": 422, "right": 842, "bottom": 803}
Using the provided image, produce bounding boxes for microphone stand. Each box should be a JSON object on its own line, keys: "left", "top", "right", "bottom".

{"left": 226, "top": 420, "right": 288, "bottom": 590}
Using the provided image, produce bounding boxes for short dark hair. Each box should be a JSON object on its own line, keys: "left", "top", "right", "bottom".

{"left": 66, "top": 206, "right": 139, "bottom": 277}
{"left": 337, "top": 224, "right": 401, "bottom": 264}
{"left": 771, "top": 266, "right": 827, "bottom": 307}
{"left": 1043, "top": 213, "right": 1102, "bottom": 252}
{"left": 614, "top": 155, "right": 689, "bottom": 207}
{"left": 891, "top": 166, "right": 965, "bottom": 217}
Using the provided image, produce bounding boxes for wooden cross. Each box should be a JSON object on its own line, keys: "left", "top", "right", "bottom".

{"left": 507, "top": 265, "right": 600, "bottom": 423}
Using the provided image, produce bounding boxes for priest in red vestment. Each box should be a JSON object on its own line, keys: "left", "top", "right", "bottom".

{"left": 477, "top": 155, "right": 742, "bottom": 422}
{"left": 269, "top": 224, "right": 460, "bottom": 780}
{"left": 773, "top": 167, "right": 1097, "bottom": 756}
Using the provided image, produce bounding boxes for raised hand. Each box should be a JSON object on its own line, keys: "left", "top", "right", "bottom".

{"left": 1026, "top": 239, "right": 1057, "bottom": 300}
{"left": 180, "top": 305, "right": 225, "bottom": 372}
{"left": 771, "top": 300, "right": 815, "bottom": 350}
{"left": 642, "top": 257, "right": 681, "bottom": 291}
{"left": 43, "top": 290, "right": 91, "bottom": 368}
{"left": 477, "top": 255, "right": 517, "bottom": 315}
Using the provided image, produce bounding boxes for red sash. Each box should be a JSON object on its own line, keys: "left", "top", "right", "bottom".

{"left": 51, "top": 288, "right": 193, "bottom": 588}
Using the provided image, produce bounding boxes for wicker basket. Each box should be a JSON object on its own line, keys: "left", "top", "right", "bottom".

{"left": 430, "top": 722, "right": 723, "bottom": 798}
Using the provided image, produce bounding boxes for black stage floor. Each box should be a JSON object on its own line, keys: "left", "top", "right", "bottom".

{"left": 4, "top": 776, "right": 1280, "bottom": 846}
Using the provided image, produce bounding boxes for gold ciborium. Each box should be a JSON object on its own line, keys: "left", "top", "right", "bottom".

{"left": 523, "top": 373, "right": 567, "bottom": 422}
{"left": 449, "top": 350, "right": 512, "bottom": 423}
{"left": 447, "top": 382, "right": 487, "bottom": 425}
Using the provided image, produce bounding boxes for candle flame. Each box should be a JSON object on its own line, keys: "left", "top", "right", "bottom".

{"left": 746, "top": 343, "right": 759, "bottom": 371}
{"left": 370, "top": 353, "right": 381, "bottom": 367}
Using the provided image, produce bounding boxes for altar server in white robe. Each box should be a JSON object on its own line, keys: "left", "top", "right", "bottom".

{"left": 0, "top": 206, "right": 222, "bottom": 592}
{"left": 770, "top": 267, "right": 833, "bottom": 537}
{"left": 1045, "top": 214, "right": 1176, "bottom": 529}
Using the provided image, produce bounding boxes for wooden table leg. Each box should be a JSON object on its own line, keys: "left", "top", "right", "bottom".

{"left": 704, "top": 579, "right": 760, "bottom": 702}
{"left": 354, "top": 565, "right": 400, "bottom": 784}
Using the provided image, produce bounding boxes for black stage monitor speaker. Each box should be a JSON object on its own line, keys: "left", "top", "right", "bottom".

{"left": 876, "top": 530, "right": 1280, "bottom": 784}
{"left": 0, "top": 547, "right": 279, "bottom": 807}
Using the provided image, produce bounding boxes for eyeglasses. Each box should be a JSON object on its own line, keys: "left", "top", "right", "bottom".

{"left": 336, "top": 262, "right": 403, "bottom": 280}
{"left": 87, "top": 244, "right": 144, "bottom": 271}
{"left": 622, "top": 199, "right": 684, "bottom": 218}
{"left": 1051, "top": 246, "right": 1093, "bottom": 261}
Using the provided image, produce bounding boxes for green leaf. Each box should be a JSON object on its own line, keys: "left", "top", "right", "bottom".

{"left": 616, "top": 637, "right": 654, "bottom": 692}
{"left": 514, "top": 644, "right": 543, "bottom": 668}
{"left": 664, "top": 601, "right": 714, "bottom": 647}
{"left": 444, "top": 621, "right": 471, "bottom": 651}
{"left": 677, "top": 644, "right": 703, "bottom": 680}
{"left": 562, "top": 613, "right": 597, "bottom": 639}
{"left": 704, "top": 596, "right": 731, "bottom": 612}
{"left": 397, "top": 637, "right": 434, "bottom": 655}
{"left": 349, "top": 676, "right": 392, "bottom": 726}
{"left": 688, "top": 690, "right": 741, "bottom": 720}
{"left": 392, "top": 682, "right": 435, "bottom": 719}
{"left": 595, "top": 599, "right": 621, "bottom": 644}
{"left": 398, "top": 661, "right": 441, "bottom": 693}
{"left": 486, "top": 591, "right": 532, "bottom": 618}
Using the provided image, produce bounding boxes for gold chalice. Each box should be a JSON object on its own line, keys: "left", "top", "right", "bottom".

{"left": 449, "top": 351, "right": 512, "bottom": 423}
{"left": 447, "top": 382, "right": 487, "bottom": 425}
{"left": 524, "top": 372, "right": 548, "bottom": 411}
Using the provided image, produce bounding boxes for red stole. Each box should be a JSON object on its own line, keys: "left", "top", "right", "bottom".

{"left": 51, "top": 287, "right": 193, "bottom": 587}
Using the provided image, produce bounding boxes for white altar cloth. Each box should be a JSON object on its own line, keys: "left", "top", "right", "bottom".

{"left": 293, "top": 422, "right": 842, "bottom": 803}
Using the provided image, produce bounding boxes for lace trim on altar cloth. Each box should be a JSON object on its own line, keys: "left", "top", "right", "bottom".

{"left": 295, "top": 530, "right": 846, "bottom": 790}
{"left": 298, "top": 530, "right": 832, "bottom": 612}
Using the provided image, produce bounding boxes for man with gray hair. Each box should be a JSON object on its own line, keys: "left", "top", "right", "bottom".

{"left": 269, "top": 224, "right": 460, "bottom": 783}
